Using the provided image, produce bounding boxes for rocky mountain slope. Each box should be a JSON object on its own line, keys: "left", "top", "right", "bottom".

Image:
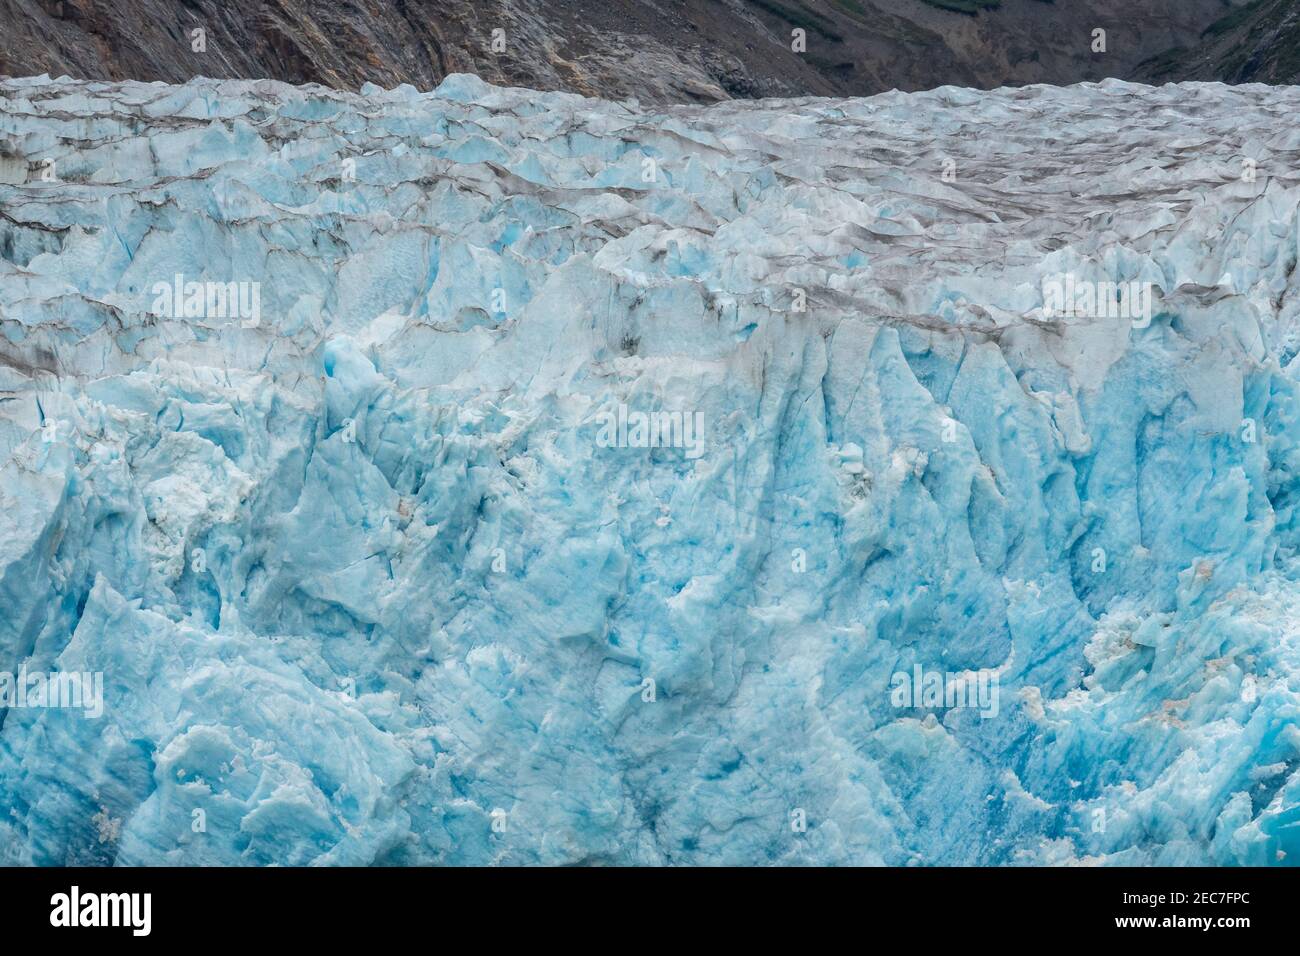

{"left": 1135, "top": 0, "right": 1300, "bottom": 85}
{"left": 0, "top": 0, "right": 1241, "bottom": 102}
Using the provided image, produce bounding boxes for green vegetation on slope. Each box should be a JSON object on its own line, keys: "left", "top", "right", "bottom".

{"left": 918, "top": 0, "right": 1002, "bottom": 14}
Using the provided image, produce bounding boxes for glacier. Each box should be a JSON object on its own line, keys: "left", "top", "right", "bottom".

{"left": 1, "top": 71, "right": 1299, "bottom": 866}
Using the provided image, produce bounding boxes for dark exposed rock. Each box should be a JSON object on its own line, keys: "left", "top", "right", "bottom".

{"left": 0, "top": 0, "right": 1244, "bottom": 102}
{"left": 1133, "top": 0, "right": 1300, "bottom": 85}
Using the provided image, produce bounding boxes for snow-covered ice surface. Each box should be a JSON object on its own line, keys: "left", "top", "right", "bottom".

{"left": 1, "top": 72, "right": 1299, "bottom": 865}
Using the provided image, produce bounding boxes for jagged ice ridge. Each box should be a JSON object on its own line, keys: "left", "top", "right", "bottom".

{"left": 1, "top": 72, "right": 1300, "bottom": 865}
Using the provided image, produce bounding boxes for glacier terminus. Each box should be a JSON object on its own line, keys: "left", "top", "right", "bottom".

{"left": 1, "top": 71, "right": 1299, "bottom": 866}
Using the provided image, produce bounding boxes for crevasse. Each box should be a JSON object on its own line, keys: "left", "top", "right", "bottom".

{"left": 0, "top": 73, "right": 1298, "bottom": 865}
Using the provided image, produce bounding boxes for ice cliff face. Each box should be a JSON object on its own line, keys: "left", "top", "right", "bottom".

{"left": 1, "top": 72, "right": 1299, "bottom": 866}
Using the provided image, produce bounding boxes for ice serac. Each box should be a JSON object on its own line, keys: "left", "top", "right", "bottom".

{"left": 1, "top": 72, "right": 1299, "bottom": 866}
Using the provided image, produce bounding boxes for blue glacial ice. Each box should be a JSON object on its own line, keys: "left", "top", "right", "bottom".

{"left": 0, "top": 72, "right": 1299, "bottom": 865}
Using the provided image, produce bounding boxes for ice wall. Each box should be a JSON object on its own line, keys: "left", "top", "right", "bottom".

{"left": 0, "top": 73, "right": 1298, "bottom": 865}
